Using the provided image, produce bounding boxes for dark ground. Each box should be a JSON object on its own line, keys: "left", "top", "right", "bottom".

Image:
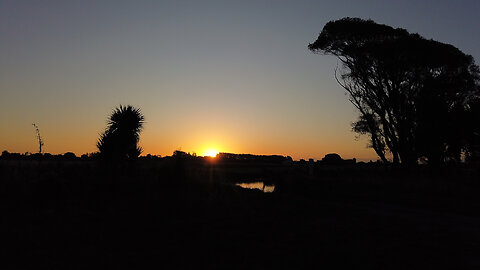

{"left": 1, "top": 160, "right": 479, "bottom": 269}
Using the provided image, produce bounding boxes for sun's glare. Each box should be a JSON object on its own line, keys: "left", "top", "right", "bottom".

{"left": 203, "top": 149, "right": 219, "bottom": 158}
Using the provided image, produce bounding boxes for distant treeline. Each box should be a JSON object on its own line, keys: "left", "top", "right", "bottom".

{"left": 0, "top": 151, "right": 96, "bottom": 161}
{"left": 0, "top": 149, "right": 358, "bottom": 166}
{"left": 216, "top": 152, "right": 292, "bottom": 163}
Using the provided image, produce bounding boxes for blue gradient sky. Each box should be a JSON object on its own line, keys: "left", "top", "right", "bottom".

{"left": 1, "top": 0, "right": 479, "bottom": 160}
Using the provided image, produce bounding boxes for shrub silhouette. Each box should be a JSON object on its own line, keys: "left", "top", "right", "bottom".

{"left": 97, "top": 105, "right": 144, "bottom": 161}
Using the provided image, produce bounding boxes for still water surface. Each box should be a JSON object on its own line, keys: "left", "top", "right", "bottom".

{"left": 235, "top": 182, "right": 275, "bottom": 193}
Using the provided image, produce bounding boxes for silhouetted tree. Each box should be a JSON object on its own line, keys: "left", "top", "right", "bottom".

{"left": 1, "top": 150, "right": 10, "bottom": 159}
{"left": 309, "top": 18, "right": 480, "bottom": 166}
{"left": 97, "top": 105, "right": 144, "bottom": 161}
{"left": 462, "top": 96, "right": 480, "bottom": 164}
{"left": 32, "top": 123, "right": 44, "bottom": 153}
{"left": 63, "top": 152, "right": 77, "bottom": 160}
{"left": 321, "top": 153, "right": 343, "bottom": 165}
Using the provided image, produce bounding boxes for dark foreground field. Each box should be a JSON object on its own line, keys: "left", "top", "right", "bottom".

{"left": 1, "top": 160, "right": 480, "bottom": 269}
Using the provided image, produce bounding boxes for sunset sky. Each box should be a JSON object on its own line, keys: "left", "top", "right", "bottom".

{"left": 1, "top": 0, "right": 479, "bottom": 160}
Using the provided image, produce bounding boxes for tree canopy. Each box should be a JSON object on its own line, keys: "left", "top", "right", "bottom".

{"left": 97, "top": 105, "right": 145, "bottom": 161}
{"left": 309, "top": 18, "right": 480, "bottom": 166}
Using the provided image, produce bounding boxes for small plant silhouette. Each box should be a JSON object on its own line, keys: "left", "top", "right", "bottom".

{"left": 32, "top": 123, "right": 44, "bottom": 153}
{"left": 97, "top": 105, "right": 144, "bottom": 161}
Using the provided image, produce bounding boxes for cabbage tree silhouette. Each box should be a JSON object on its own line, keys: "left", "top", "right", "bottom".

{"left": 97, "top": 105, "right": 144, "bottom": 161}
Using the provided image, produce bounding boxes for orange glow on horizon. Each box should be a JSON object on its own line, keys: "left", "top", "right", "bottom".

{"left": 202, "top": 149, "right": 219, "bottom": 157}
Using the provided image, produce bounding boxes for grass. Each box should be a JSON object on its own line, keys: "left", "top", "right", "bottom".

{"left": 1, "top": 159, "right": 479, "bottom": 269}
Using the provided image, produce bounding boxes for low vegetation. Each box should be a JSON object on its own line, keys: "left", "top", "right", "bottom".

{"left": 1, "top": 154, "right": 479, "bottom": 269}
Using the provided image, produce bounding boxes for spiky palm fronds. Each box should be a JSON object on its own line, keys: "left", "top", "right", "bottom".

{"left": 97, "top": 105, "right": 145, "bottom": 161}
{"left": 106, "top": 105, "right": 144, "bottom": 138}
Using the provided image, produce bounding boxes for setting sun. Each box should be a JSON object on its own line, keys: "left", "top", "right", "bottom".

{"left": 202, "top": 149, "right": 219, "bottom": 158}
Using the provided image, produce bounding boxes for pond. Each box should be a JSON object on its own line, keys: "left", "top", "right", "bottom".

{"left": 235, "top": 182, "right": 275, "bottom": 193}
